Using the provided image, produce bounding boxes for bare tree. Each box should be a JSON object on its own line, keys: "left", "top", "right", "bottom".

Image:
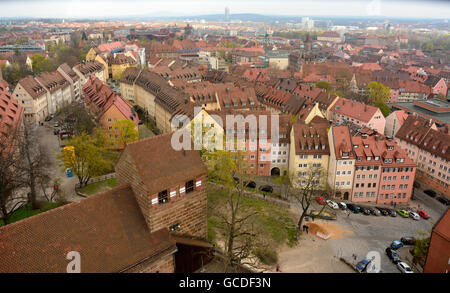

{"left": 0, "top": 126, "right": 27, "bottom": 225}
{"left": 289, "top": 166, "right": 328, "bottom": 231}
{"left": 208, "top": 150, "right": 267, "bottom": 272}
{"left": 18, "top": 122, "right": 51, "bottom": 209}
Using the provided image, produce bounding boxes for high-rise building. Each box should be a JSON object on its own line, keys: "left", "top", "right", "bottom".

{"left": 225, "top": 7, "right": 230, "bottom": 22}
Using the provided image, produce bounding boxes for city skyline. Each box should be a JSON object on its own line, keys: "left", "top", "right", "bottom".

{"left": 0, "top": 0, "right": 449, "bottom": 20}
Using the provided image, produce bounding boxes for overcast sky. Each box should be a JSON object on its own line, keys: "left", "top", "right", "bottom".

{"left": 0, "top": 0, "right": 449, "bottom": 19}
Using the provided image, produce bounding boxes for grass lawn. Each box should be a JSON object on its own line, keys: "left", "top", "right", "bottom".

{"left": 208, "top": 185, "right": 297, "bottom": 248}
{"left": 0, "top": 202, "right": 61, "bottom": 226}
{"left": 78, "top": 177, "right": 117, "bottom": 196}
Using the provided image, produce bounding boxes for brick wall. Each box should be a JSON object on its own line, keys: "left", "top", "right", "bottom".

{"left": 149, "top": 175, "right": 208, "bottom": 239}
{"left": 116, "top": 151, "right": 208, "bottom": 239}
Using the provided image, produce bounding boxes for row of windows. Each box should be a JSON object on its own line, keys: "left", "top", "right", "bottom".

{"left": 336, "top": 170, "right": 351, "bottom": 176}
{"left": 336, "top": 181, "right": 351, "bottom": 186}
{"left": 356, "top": 166, "right": 380, "bottom": 171}
{"left": 382, "top": 167, "right": 413, "bottom": 173}
{"left": 298, "top": 154, "right": 324, "bottom": 159}
{"left": 157, "top": 180, "right": 196, "bottom": 205}
{"left": 380, "top": 193, "right": 407, "bottom": 199}
{"left": 338, "top": 160, "right": 353, "bottom": 165}
{"left": 355, "top": 182, "right": 377, "bottom": 188}
{"left": 383, "top": 175, "right": 410, "bottom": 181}
{"left": 356, "top": 174, "right": 378, "bottom": 179}
{"left": 381, "top": 184, "right": 409, "bottom": 190}
{"left": 354, "top": 191, "right": 376, "bottom": 198}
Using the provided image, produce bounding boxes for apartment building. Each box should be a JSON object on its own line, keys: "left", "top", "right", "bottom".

{"left": 351, "top": 128, "right": 416, "bottom": 204}
{"left": 57, "top": 63, "right": 82, "bottom": 102}
{"left": 395, "top": 115, "right": 450, "bottom": 196}
{"left": 111, "top": 53, "right": 137, "bottom": 81}
{"left": 73, "top": 60, "right": 106, "bottom": 86}
{"left": 82, "top": 76, "right": 139, "bottom": 149}
{"left": 328, "top": 125, "right": 356, "bottom": 200}
{"left": 12, "top": 76, "right": 48, "bottom": 124}
{"left": 384, "top": 110, "right": 408, "bottom": 138}
{"left": 330, "top": 97, "right": 386, "bottom": 134}
{"left": 289, "top": 120, "right": 330, "bottom": 188}
{"left": 35, "top": 71, "right": 72, "bottom": 114}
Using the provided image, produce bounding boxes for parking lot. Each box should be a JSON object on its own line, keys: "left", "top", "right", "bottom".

{"left": 303, "top": 191, "right": 447, "bottom": 273}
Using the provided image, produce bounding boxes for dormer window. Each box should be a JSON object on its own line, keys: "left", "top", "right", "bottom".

{"left": 367, "top": 156, "right": 372, "bottom": 161}
{"left": 364, "top": 144, "right": 369, "bottom": 148}
{"left": 322, "top": 145, "right": 326, "bottom": 150}
{"left": 357, "top": 156, "right": 362, "bottom": 161}
{"left": 374, "top": 156, "right": 379, "bottom": 161}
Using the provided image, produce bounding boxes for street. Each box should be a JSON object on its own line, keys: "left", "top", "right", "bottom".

{"left": 35, "top": 120, "right": 82, "bottom": 203}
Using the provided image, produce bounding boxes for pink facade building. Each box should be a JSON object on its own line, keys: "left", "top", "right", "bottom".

{"left": 351, "top": 128, "right": 416, "bottom": 204}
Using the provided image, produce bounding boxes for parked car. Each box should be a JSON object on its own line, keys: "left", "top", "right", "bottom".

{"left": 315, "top": 196, "right": 326, "bottom": 205}
{"left": 386, "top": 209, "right": 397, "bottom": 217}
{"left": 53, "top": 121, "right": 60, "bottom": 127}
{"left": 391, "top": 240, "right": 404, "bottom": 250}
{"left": 244, "top": 181, "right": 256, "bottom": 189}
{"left": 346, "top": 203, "right": 360, "bottom": 213}
{"left": 338, "top": 202, "right": 347, "bottom": 210}
{"left": 138, "top": 120, "right": 144, "bottom": 125}
{"left": 376, "top": 207, "right": 389, "bottom": 216}
{"left": 397, "top": 262, "right": 414, "bottom": 273}
{"left": 53, "top": 129, "right": 60, "bottom": 135}
{"left": 409, "top": 211, "right": 420, "bottom": 220}
{"left": 359, "top": 206, "right": 371, "bottom": 215}
{"left": 400, "top": 237, "right": 416, "bottom": 246}
{"left": 233, "top": 176, "right": 239, "bottom": 183}
{"left": 424, "top": 189, "right": 437, "bottom": 198}
{"left": 397, "top": 209, "right": 410, "bottom": 218}
{"left": 45, "top": 116, "right": 53, "bottom": 122}
{"left": 417, "top": 210, "right": 430, "bottom": 219}
{"left": 436, "top": 197, "right": 450, "bottom": 206}
{"left": 385, "top": 247, "right": 401, "bottom": 264}
{"left": 259, "top": 185, "right": 273, "bottom": 193}
{"left": 356, "top": 259, "right": 371, "bottom": 272}
{"left": 326, "top": 200, "right": 339, "bottom": 210}
{"left": 369, "top": 207, "right": 380, "bottom": 216}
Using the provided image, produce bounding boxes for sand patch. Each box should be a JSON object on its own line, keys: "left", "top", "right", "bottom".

{"left": 305, "top": 220, "right": 353, "bottom": 240}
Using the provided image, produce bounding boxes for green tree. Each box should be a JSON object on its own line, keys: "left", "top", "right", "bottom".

{"left": 59, "top": 130, "right": 115, "bottom": 187}
{"left": 114, "top": 119, "right": 140, "bottom": 149}
{"left": 31, "top": 54, "right": 54, "bottom": 74}
{"left": 316, "top": 81, "right": 331, "bottom": 91}
{"left": 366, "top": 81, "right": 392, "bottom": 117}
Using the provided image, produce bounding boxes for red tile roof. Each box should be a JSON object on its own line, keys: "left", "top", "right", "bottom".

{"left": 0, "top": 184, "right": 176, "bottom": 273}
{"left": 331, "top": 98, "right": 379, "bottom": 123}
{"left": 123, "top": 132, "right": 207, "bottom": 195}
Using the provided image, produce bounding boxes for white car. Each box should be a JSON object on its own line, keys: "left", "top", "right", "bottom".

{"left": 409, "top": 212, "right": 420, "bottom": 220}
{"left": 339, "top": 202, "right": 347, "bottom": 209}
{"left": 397, "top": 262, "right": 414, "bottom": 273}
{"left": 326, "top": 200, "right": 339, "bottom": 210}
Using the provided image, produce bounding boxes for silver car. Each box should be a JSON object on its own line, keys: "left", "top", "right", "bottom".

{"left": 397, "top": 262, "right": 414, "bottom": 273}
{"left": 409, "top": 212, "right": 420, "bottom": 220}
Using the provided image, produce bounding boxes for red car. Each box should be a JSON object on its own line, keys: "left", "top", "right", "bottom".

{"left": 417, "top": 210, "right": 430, "bottom": 219}
{"left": 315, "top": 196, "right": 326, "bottom": 205}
